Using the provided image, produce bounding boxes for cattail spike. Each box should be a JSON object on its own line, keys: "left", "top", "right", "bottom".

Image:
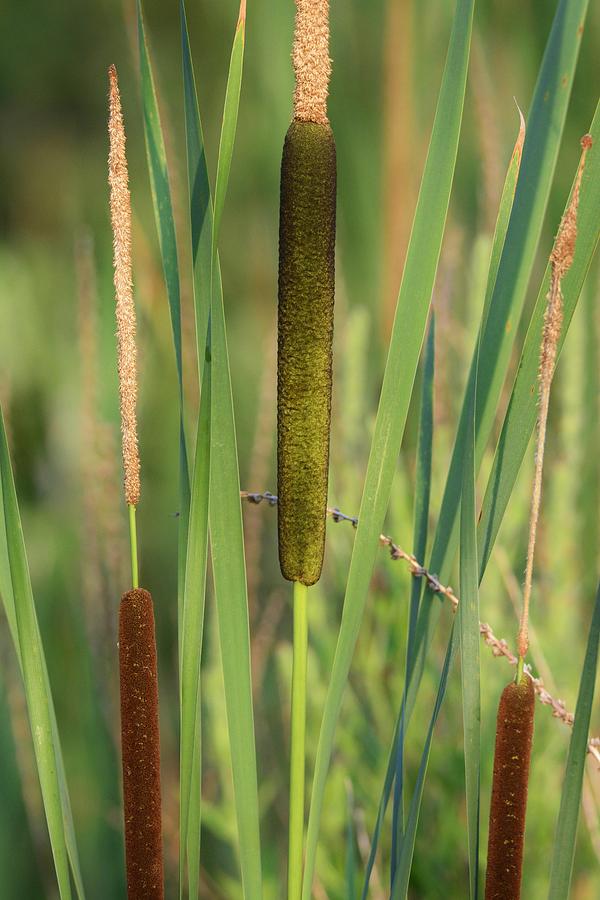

{"left": 485, "top": 676, "right": 535, "bottom": 899}
{"left": 119, "top": 589, "right": 164, "bottom": 899}
{"left": 108, "top": 64, "right": 140, "bottom": 508}
{"left": 292, "top": 0, "right": 331, "bottom": 125}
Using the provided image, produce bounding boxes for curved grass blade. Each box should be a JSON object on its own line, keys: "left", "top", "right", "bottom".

{"left": 178, "top": 1, "right": 215, "bottom": 893}
{"left": 409, "top": 0, "right": 591, "bottom": 723}
{"left": 0, "top": 408, "right": 75, "bottom": 900}
{"left": 362, "top": 108, "right": 525, "bottom": 896}
{"left": 390, "top": 632, "right": 457, "bottom": 899}
{"left": 390, "top": 316, "right": 435, "bottom": 884}
{"left": 458, "top": 350, "right": 480, "bottom": 900}
{"left": 548, "top": 581, "right": 600, "bottom": 899}
{"left": 302, "top": 3, "right": 475, "bottom": 894}
{"left": 206, "top": 5, "right": 263, "bottom": 897}
{"left": 478, "top": 101, "right": 600, "bottom": 573}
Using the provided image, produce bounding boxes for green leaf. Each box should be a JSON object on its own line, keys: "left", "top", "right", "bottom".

{"left": 391, "top": 633, "right": 457, "bottom": 899}
{"left": 207, "top": 5, "right": 263, "bottom": 897}
{"left": 548, "top": 581, "right": 600, "bottom": 899}
{"left": 458, "top": 349, "right": 481, "bottom": 900}
{"left": 478, "top": 99, "right": 600, "bottom": 573}
{"left": 390, "top": 316, "right": 435, "bottom": 881}
{"left": 0, "top": 407, "right": 79, "bottom": 900}
{"left": 178, "top": 1, "right": 215, "bottom": 893}
{"left": 302, "top": 2, "right": 475, "bottom": 894}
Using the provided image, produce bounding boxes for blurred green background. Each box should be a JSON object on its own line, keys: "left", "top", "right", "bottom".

{"left": 0, "top": 0, "right": 599, "bottom": 896}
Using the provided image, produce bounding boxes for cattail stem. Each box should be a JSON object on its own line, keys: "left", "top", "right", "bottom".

{"left": 128, "top": 504, "right": 139, "bottom": 590}
{"left": 119, "top": 589, "right": 164, "bottom": 899}
{"left": 288, "top": 580, "right": 308, "bottom": 900}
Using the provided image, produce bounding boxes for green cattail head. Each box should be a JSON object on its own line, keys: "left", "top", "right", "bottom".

{"left": 485, "top": 675, "right": 535, "bottom": 900}
{"left": 277, "top": 119, "right": 336, "bottom": 585}
{"left": 119, "top": 588, "right": 164, "bottom": 899}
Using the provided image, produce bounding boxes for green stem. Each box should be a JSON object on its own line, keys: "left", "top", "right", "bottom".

{"left": 129, "top": 503, "right": 139, "bottom": 589}
{"left": 288, "top": 580, "right": 308, "bottom": 900}
{"left": 516, "top": 654, "right": 524, "bottom": 683}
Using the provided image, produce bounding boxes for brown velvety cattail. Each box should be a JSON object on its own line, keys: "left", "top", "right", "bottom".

{"left": 485, "top": 676, "right": 535, "bottom": 899}
{"left": 119, "top": 589, "right": 164, "bottom": 899}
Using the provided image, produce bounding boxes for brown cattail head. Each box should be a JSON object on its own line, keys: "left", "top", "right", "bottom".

{"left": 292, "top": 0, "right": 331, "bottom": 125}
{"left": 517, "top": 134, "right": 592, "bottom": 660}
{"left": 119, "top": 589, "right": 164, "bottom": 899}
{"left": 108, "top": 64, "right": 140, "bottom": 508}
{"left": 485, "top": 676, "right": 535, "bottom": 900}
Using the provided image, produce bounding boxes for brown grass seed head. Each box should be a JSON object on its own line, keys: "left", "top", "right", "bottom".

{"left": 292, "top": 0, "right": 332, "bottom": 125}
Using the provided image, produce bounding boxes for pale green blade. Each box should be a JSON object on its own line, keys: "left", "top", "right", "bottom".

{"left": 547, "top": 581, "right": 600, "bottom": 899}
{"left": 207, "top": 5, "right": 263, "bottom": 896}
{"left": 478, "top": 100, "right": 600, "bottom": 573}
{"left": 0, "top": 407, "right": 75, "bottom": 900}
{"left": 390, "top": 317, "right": 435, "bottom": 882}
{"left": 302, "top": 2, "right": 475, "bottom": 894}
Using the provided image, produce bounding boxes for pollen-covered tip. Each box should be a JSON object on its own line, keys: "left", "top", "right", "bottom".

{"left": 119, "top": 589, "right": 164, "bottom": 899}
{"left": 485, "top": 676, "right": 535, "bottom": 900}
{"left": 108, "top": 64, "right": 140, "bottom": 508}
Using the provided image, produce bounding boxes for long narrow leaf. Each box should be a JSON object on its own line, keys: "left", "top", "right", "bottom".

{"left": 178, "top": 1, "right": 215, "bottom": 893}
{"left": 548, "top": 581, "right": 600, "bottom": 899}
{"left": 0, "top": 408, "right": 73, "bottom": 900}
{"left": 207, "top": 5, "right": 263, "bottom": 897}
{"left": 302, "top": 3, "right": 475, "bottom": 894}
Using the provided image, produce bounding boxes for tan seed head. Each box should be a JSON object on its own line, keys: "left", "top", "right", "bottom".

{"left": 108, "top": 64, "right": 140, "bottom": 508}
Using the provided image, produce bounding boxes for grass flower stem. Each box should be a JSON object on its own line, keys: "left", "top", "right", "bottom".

{"left": 128, "top": 503, "right": 139, "bottom": 590}
{"left": 288, "top": 580, "right": 308, "bottom": 900}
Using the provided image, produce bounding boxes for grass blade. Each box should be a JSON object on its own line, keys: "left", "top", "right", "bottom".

{"left": 478, "top": 100, "right": 600, "bottom": 573}
{"left": 458, "top": 354, "right": 481, "bottom": 900}
{"left": 302, "top": 3, "right": 475, "bottom": 894}
{"left": 547, "top": 581, "right": 600, "bottom": 899}
{"left": 178, "top": 1, "right": 215, "bottom": 893}
{"left": 0, "top": 407, "right": 74, "bottom": 900}
{"left": 391, "top": 633, "right": 457, "bottom": 899}
{"left": 390, "top": 316, "right": 435, "bottom": 882}
{"left": 206, "top": 5, "right": 263, "bottom": 896}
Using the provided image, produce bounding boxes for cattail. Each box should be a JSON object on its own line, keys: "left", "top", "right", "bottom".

{"left": 517, "top": 134, "right": 592, "bottom": 660}
{"left": 485, "top": 676, "right": 535, "bottom": 899}
{"left": 119, "top": 589, "right": 164, "bottom": 899}
{"left": 277, "top": 0, "right": 337, "bottom": 586}
{"left": 109, "top": 65, "right": 164, "bottom": 899}
{"left": 108, "top": 63, "right": 140, "bottom": 510}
